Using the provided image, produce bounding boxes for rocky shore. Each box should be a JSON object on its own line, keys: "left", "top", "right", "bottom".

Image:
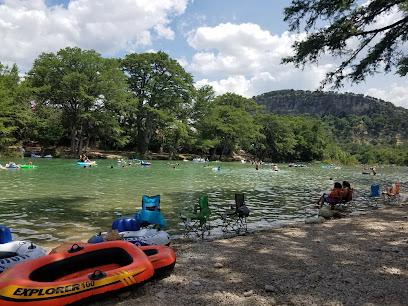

{"left": 83, "top": 201, "right": 408, "bottom": 306}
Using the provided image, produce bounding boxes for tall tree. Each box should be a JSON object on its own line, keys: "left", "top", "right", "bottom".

{"left": 253, "top": 114, "right": 297, "bottom": 161}
{"left": 28, "top": 104, "right": 64, "bottom": 155}
{"left": 27, "top": 47, "right": 129, "bottom": 156}
{"left": 0, "top": 63, "right": 25, "bottom": 152}
{"left": 291, "top": 116, "right": 327, "bottom": 161}
{"left": 121, "top": 51, "right": 194, "bottom": 158}
{"left": 283, "top": 0, "right": 408, "bottom": 88}
{"left": 195, "top": 93, "right": 263, "bottom": 160}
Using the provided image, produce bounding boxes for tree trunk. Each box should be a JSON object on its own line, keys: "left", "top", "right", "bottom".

{"left": 84, "top": 135, "right": 90, "bottom": 152}
{"left": 209, "top": 148, "right": 216, "bottom": 161}
{"left": 140, "top": 112, "right": 154, "bottom": 159}
{"left": 78, "top": 132, "right": 84, "bottom": 157}
{"left": 70, "top": 126, "right": 77, "bottom": 156}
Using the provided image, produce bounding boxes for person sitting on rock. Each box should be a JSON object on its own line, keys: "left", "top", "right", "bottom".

{"left": 316, "top": 182, "right": 343, "bottom": 208}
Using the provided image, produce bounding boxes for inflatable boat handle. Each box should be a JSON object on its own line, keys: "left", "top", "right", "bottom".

{"left": 89, "top": 269, "right": 107, "bottom": 280}
{"left": 68, "top": 243, "right": 84, "bottom": 253}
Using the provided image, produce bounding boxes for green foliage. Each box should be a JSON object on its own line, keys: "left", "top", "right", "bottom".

{"left": 195, "top": 93, "right": 263, "bottom": 159}
{"left": 283, "top": 0, "right": 408, "bottom": 88}
{"left": 27, "top": 47, "right": 129, "bottom": 156}
{"left": 0, "top": 63, "right": 27, "bottom": 152}
{"left": 121, "top": 51, "right": 194, "bottom": 158}
{"left": 1, "top": 48, "right": 407, "bottom": 165}
{"left": 28, "top": 104, "right": 63, "bottom": 150}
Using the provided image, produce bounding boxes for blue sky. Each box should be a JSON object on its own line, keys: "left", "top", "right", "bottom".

{"left": 1, "top": 0, "right": 407, "bottom": 108}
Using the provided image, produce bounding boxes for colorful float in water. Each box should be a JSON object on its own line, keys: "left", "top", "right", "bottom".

{"left": 4, "top": 164, "right": 19, "bottom": 169}
{"left": 140, "top": 161, "right": 151, "bottom": 166}
{"left": 0, "top": 226, "right": 46, "bottom": 274}
{"left": 77, "top": 161, "right": 96, "bottom": 166}
{"left": 0, "top": 241, "right": 155, "bottom": 305}
{"left": 20, "top": 165, "right": 38, "bottom": 169}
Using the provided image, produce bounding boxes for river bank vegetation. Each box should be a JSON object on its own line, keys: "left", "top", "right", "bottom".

{"left": 1, "top": 47, "right": 407, "bottom": 165}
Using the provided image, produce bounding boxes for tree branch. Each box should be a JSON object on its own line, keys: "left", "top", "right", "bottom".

{"left": 356, "top": 16, "right": 408, "bottom": 36}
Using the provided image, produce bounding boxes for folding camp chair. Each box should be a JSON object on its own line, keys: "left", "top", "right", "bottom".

{"left": 116, "top": 194, "right": 161, "bottom": 216}
{"left": 219, "top": 194, "right": 250, "bottom": 234}
{"left": 180, "top": 196, "right": 211, "bottom": 238}
{"left": 135, "top": 195, "right": 167, "bottom": 229}
{"left": 362, "top": 185, "right": 381, "bottom": 206}
{"left": 384, "top": 184, "right": 400, "bottom": 205}
{"left": 334, "top": 188, "right": 356, "bottom": 210}
{"left": 142, "top": 194, "right": 161, "bottom": 211}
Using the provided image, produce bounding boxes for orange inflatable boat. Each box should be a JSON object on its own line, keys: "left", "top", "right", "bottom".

{"left": 0, "top": 241, "right": 154, "bottom": 305}
{"left": 50, "top": 243, "right": 176, "bottom": 279}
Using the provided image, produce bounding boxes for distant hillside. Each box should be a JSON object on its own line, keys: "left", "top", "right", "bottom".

{"left": 253, "top": 89, "right": 407, "bottom": 117}
{"left": 252, "top": 89, "right": 408, "bottom": 144}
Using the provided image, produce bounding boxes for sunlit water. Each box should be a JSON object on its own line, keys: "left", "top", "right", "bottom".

{"left": 0, "top": 158, "right": 407, "bottom": 248}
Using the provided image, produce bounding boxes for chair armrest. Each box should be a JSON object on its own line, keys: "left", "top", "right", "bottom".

{"left": 115, "top": 212, "right": 134, "bottom": 216}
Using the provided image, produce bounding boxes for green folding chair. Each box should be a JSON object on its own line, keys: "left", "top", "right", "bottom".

{"left": 180, "top": 196, "right": 211, "bottom": 238}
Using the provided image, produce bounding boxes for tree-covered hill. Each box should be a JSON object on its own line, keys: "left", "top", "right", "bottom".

{"left": 253, "top": 89, "right": 407, "bottom": 118}
{"left": 253, "top": 89, "right": 408, "bottom": 143}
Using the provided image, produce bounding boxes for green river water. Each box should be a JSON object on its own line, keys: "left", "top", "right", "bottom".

{"left": 0, "top": 158, "right": 406, "bottom": 248}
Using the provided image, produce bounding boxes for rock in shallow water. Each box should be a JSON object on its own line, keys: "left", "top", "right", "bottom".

{"left": 305, "top": 216, "right": 325, "bottom": 224}
{"left": 243, "top": 290, "right": 254, "bottom": 297}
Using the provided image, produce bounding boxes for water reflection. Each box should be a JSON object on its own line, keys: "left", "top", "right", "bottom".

{"left": 0, "top": 158, "right": 407, "bottom": 247}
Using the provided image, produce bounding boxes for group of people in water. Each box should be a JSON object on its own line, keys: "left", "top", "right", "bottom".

{"left": 316, "top": 180, "right": 353, "bottom": 208}
{"left": 0, "top": 160, "right": 34, "bottom": 169}
{"left": 78, "top": 153, "right": 91, "bottom": 163}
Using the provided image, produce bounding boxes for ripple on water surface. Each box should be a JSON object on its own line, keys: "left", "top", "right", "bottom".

{"left": 0, "top": 159, "right": 407, "bottom": 247}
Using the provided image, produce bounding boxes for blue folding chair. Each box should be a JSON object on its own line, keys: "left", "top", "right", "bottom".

{"left": 135, "top": 195, "right": 167, "bottom": 229}
{"left": 364, "top": 185, "right": 381, "bottom": 206}
{"left": 142, "top": 195, "right": 161, "bottom": 211}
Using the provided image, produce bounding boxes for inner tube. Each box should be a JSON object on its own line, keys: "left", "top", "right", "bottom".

{"left": 0, "top": 241, "right": 46, "bottom": 274}
{"left": 77, "top": 161, "right": 96, "bottom": 165}
{"left": 5, "top": 165, "right": 19, "bottom": 169}
{"left": 0, "top": 241, "right": 154, "bottom": 305}
{"left": 88, "top": 228, "right": 171, "bottom": 246}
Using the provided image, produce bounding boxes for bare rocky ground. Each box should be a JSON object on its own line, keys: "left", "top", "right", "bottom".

{"left": 81, "top": 200, "right": 408, "bottom": 306}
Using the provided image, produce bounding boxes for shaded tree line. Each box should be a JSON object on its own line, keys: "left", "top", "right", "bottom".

{"left": 1, "top": 47, "right": 407, "bottom": 165}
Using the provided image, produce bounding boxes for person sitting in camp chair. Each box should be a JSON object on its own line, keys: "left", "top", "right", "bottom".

{"left": 340, "top": 181, "right": 352, "bottom": 203}
{"left": 316, "top": 182, "right": 343, "bottom": 208}
{"left": 384, "top": 184, "right": 400, "bottom": 204}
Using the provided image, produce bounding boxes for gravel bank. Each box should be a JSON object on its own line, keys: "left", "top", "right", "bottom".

{"left": 83, "top": 203, "right": 408, "bottom": 306}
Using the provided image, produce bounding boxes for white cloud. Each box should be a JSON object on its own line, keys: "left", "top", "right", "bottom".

{"left": 189, "top": 22, "right": 335, "bottom": 98}
{"left": 187, "top": 23, "right": 298, "bottom": 76}
{"left": 196, "top": 76, "right": 252, "bottom": 97}
{"left": 189, "top": 21, "right": 408, "bottom": 108}
{"left": 195, "top": 63, "right": 333, "bottom": 99}
{"left": 0, "top": 0, "right": 188, "bottom": 70}
{"left": 365, "top": 82, "right": 408, "bottom": 109}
